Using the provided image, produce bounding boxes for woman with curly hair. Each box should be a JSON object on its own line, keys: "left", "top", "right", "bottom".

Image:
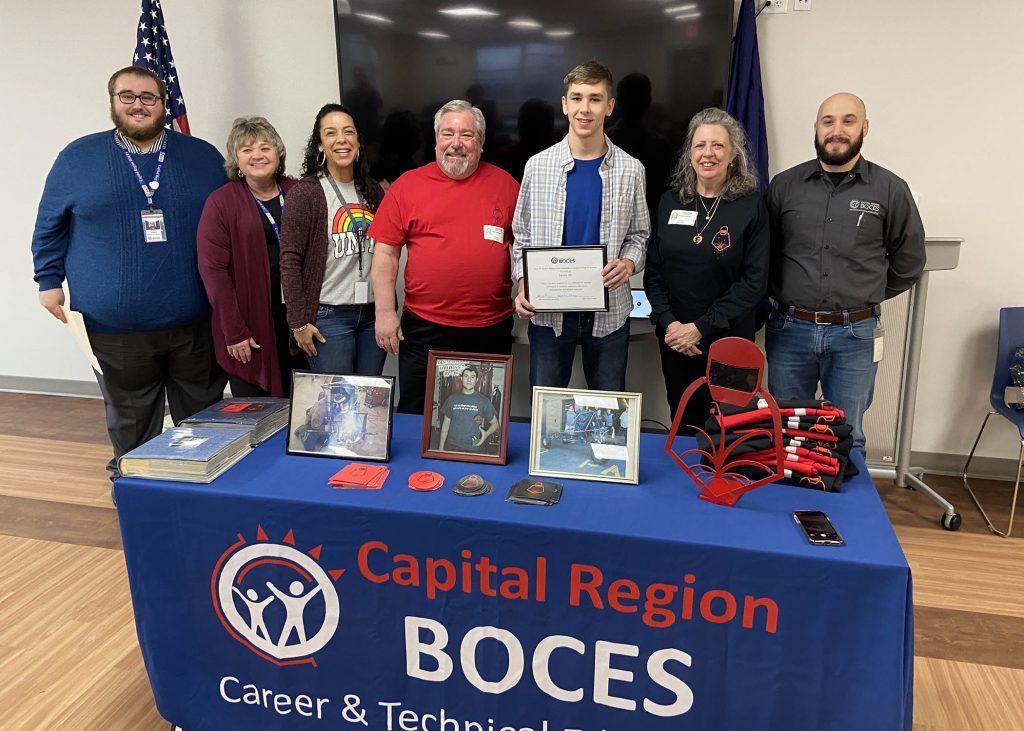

{"left": 644, "top": 107, "right": 769, "bottom": 428}
{"left": 280, "top": 104, "right": 387, "bottom": 375}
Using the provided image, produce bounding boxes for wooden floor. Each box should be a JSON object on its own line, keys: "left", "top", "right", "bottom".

{"left": 1, "top": 392, "right": 1022, "bottom": 730}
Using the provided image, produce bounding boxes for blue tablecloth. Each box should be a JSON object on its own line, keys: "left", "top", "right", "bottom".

{"left": 116, "top": 414, "right": 913, "bottom": 731}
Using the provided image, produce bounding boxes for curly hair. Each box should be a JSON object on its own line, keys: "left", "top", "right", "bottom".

{"left": 669, "top": 107, "right": 759, "bottom": 203}
{"left": 299, "top": 103, "right": 384, "bottom": 210}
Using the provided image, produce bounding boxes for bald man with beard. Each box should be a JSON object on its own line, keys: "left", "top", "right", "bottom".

{"left": 764, "top": 92, "right": 925, "bottom": 456}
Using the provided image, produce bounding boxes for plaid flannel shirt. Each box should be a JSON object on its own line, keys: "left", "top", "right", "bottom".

{"left": 511, "top": 135, "right": 650, "bottom": 337}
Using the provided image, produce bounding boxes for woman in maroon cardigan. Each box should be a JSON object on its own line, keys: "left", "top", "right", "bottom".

{"left": 197, "top": 117, "right": 307, "bottom": 397}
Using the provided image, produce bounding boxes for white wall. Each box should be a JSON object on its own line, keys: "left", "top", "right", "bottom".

{"left": 2, "top": 0, "right": 1019, "bottom": 460}
{"left": 0, "top": 0, "right": 338, "bottom": 382}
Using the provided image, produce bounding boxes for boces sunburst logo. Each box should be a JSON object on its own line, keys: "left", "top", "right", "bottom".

{"left": 211, "top": 526, "right": 345, "bottom": 667}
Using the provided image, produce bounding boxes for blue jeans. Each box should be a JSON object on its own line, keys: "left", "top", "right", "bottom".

{"left": 308, "top": 303, "right": 386, "bottom": 376}
{"left": 529, "top": 313, "right": 629, "bottom": 391}
{"left": 764, "top": 310, "right": 878, "bottom": 454}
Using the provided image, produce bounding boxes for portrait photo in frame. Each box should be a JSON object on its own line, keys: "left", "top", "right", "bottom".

{"left": 529, "top": 387, "right": 642, "bottom": 484}
{"left": 287, "top": 371, "right": 395, "bottom": 461}
{"left": 421, "top": 351, "right": 514, "bottom": 465}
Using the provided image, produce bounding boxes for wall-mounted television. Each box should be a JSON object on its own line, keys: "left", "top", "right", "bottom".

{"left": 332, "top": 0, "right": 733, "bottom": 207}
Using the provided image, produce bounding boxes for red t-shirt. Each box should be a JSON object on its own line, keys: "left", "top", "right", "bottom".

{"left": 368, "top": 162, "right": 519, "bottom": 327}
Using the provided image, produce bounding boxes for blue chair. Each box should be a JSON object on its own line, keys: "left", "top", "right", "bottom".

{"left": 962, "top": 307, "right": 1024, "bottom": 537}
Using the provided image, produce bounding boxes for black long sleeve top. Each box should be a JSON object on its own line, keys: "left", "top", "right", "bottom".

{"left": 644, "top": 188, "right": 770, "bottom": 339}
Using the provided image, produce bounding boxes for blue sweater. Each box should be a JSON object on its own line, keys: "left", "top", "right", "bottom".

{"left": 32, "top": 130, "right": 226, "bottom": 332}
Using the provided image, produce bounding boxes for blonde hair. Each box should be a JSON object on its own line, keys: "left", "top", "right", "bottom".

{"left": 224, "top": 116, "right": 286, "bottom": 179}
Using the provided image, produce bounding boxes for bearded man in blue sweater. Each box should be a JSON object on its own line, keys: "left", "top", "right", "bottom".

{"left": 31, "top": 66, "right": 228, "bottom": 484}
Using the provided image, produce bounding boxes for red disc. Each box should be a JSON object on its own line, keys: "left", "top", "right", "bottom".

{"left": 408, "top": 471, "right": 443, "bottom": 491}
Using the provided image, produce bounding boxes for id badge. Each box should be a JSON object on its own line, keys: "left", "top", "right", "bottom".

{"left": 483, "top": 225, "right": 504, "bottom": 243}
{"left": 141, "top": 209, "right": 167, "bottom": 243}
{"left": 354, "top": 281, "right": 370, "bottom": 304}
{"left": 873, "top": 323, "right": 885, "bottom": 363}
{"left": 668, "top": 209, "right": 698, "bottom": 226}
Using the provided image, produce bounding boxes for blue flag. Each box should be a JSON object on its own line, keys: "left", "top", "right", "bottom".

{"left": 726, "top": 0, "right": 769, "bottom": 191}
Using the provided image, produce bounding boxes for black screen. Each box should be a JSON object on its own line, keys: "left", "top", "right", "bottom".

{"left": 794, "top": 511, "right": 842, "bottom": 543}
{"left": 332, "top": 0, "right": 733, "bottom": 205}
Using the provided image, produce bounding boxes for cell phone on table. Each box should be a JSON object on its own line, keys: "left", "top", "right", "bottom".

{"left": 792, "top": 510, "right": 844, "bottom": 546}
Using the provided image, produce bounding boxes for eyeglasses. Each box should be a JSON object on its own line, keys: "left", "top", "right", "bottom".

{"left": 112, "top": 91, "right": 164, "bottom": 106}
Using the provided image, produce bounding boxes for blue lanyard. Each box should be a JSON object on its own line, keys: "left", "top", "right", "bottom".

{"left": 118, "top": 132, "right": 167, "bottom": 209}
{"left": 251, "top": 188, "right": 285, "bottom": 242}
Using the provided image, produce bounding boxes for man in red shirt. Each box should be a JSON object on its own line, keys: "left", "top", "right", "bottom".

{"left": 370, "top": 100, "right": 520, "bottom": 413}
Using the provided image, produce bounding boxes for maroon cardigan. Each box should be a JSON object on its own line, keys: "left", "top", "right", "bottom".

{"left": 197, "top": 176, "right": 295, "bottom": 396}
{"left": 279, "top": 176, "right": 332, "bottom": 339}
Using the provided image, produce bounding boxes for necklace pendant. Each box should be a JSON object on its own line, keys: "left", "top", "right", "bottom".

{"left": 693, "top": 234, "right": 703, "bottom": 244}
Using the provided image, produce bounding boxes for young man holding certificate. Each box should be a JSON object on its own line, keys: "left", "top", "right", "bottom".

{"left": 511, "top": 60, "right": 650, "bottom": 391}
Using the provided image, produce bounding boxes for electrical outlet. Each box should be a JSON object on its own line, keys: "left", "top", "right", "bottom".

{"left": 761, "top": 0, "right": 788, "bottom": 13}
{"left": 794, "top": 0, "right": 811, "bottom": 10}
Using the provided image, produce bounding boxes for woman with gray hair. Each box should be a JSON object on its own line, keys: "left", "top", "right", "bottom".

{"left": 643, "top": 107, "right": 769, "bottom": 429}
{"left": 197, "top": 116, "right": 306, "bottom": 397}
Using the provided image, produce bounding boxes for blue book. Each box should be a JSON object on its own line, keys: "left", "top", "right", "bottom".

{"left": 118, "top": 426, "right": 252, "bottom": 482}
{"left": 180, "top": 398, "right": 289, "bottom": 445}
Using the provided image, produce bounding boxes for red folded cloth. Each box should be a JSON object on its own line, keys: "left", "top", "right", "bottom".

{"left": 329, "top": 463, "right": 389, "bottom": 489}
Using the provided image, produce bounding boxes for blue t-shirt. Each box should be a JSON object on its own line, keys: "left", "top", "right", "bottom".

{"left": 562, "top": 155, "right": 604, "bottom": 246}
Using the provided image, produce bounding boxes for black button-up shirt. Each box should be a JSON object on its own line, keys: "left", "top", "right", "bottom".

{"left": 766, "top": 157, "right": 925, "bottom": 311}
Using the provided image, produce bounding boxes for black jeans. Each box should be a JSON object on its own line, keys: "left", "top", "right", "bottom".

{"left": 89, "top": 320, "right": 227, "bottom": 476}
{"left": 397, "top": 310, "right": 513, "bottom": 414}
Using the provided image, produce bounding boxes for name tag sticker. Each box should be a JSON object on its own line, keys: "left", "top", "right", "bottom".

{"left": 668, "top": 209, "right": 697, "bottom": 226}
{"left": 141, "top": 209, "right": 167, "bottom": 243}
{"left": 483, "top": 225, "right": 504, "bottom": 243}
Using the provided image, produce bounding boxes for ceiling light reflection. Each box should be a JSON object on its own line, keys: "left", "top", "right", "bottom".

{"left": 508, "top": 18, "right": 542, "bottom": 29}
{"left": 354, "top": 11, "right": 393, "bottom": 23}
{"left": 438, "top": 6, "right": 499, "bottom": 17}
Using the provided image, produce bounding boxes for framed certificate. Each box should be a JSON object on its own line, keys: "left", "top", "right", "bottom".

{"left": 522, "top": 246, "right": 609, "bottom": 313}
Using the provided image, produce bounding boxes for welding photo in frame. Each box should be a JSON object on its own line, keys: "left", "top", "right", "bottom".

{"left": 421, "top": 352, "right": 513, "bottom": 465}
{"left": 288, "top": 371, "right": 395, "bottom": 461}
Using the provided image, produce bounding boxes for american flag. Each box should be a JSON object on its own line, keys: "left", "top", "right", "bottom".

{"left": 132, "top": 0, "right": 190, "bottom": 135}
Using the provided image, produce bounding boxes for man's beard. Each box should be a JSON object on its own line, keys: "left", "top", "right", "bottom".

{"left": 814, "top": 131, "right": 863, "bottom": 166}
{"left": 440, "top": 152, "right": 472, "bottom": 178}
{"left": 111, "top": 106, "right": 166, "bottom": 143}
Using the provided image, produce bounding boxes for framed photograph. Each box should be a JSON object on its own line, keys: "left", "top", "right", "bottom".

{"left": 529, "top": 387, "right": 642, "bottom": 485}
{"left": 287, "top": 371, "right": 395, "bottom": 461}
{"left": 421, "top": 351, "right": 514, "bottom": 465}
